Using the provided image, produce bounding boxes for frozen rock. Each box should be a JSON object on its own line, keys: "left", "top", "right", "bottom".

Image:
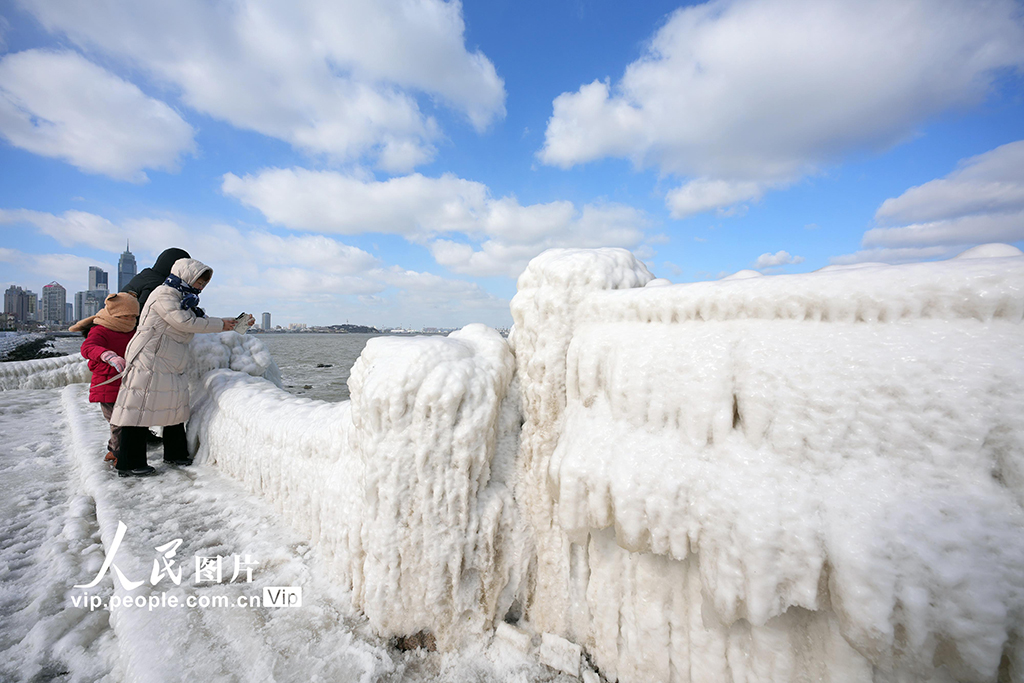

{"left": 495, "top": 622, "right": 532, "bottom": 653}
{"left": 539, "top": 633, "right": 581, "bottom": 677}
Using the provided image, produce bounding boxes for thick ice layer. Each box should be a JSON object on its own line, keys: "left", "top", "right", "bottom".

{"left": 512, "top": 246, "right": 1024, "bottom": 682}
{"left": 189, "top": 331, "right": 283, "bottom": 387}
{"left": 187, "top": 324, "right": 523, "bottom": 648}
{"left": 0, "top": 354, "right": 91, "bottom": 390}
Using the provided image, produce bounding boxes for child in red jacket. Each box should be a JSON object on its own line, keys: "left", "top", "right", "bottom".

{"left": 70, "top": 293, "right": 140, "bottom": 463}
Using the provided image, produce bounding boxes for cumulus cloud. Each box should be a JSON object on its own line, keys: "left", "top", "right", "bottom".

{"left": 832, "top": 140, "right": 1024, "bottom": 264}
{"left": 865, "top": 140, "right": 1024, "bottom": 247}
{"left": 539, "top": 0, "right": 1024, "bottom": 215}
{"left": 753, "top": 250, "right": 804, "bottom": 270}
{"left": 666, "top": 178, "right": 774, "bottom": 219}
{"left": 0, "top": 49, "right": 195, "bottom": 181}
{"left": 20, "top": 0, "right": 505, "bottom": 171}
{"left": 223, "top": 168, "right": 650, "bottom": 277}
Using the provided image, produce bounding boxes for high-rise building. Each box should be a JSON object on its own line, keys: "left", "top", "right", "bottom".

{"left": 42, "top": 282, "right": 66, "bottom": 324}
{"left": 262, "top": 312, "right": 271, "bottom": 330}
{"left": 65, "top": 303, "right": 74, "bottom": 324}
{"left": 118, "top": 242, "right": 137, "bottom": 291}
{"left": 75, "top": 289, "right": 106, "bottom": 321}
{"left": 4, "top": 285, "right": 28, "bottom": 321}
{"left": 89, "top": 266, "right": 109, "bottom": 292}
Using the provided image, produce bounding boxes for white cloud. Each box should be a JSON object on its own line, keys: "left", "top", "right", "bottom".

{"left": 828, "top": 246, "right": 954, "bottom": 266}
{"left": 875, "top": 141, "right": 1024, "bottom": 225}
{"left": 539, "top": 0, "right": 1024, "bottom": 215}
{"left": 862, "top": 211, "right": 1024, "bottom": 249}
{"left": 753, "top": 250, "right": 804, "bottom": 269}
{"left": 222, "top": 168, "right": 488, "bottom": 236}
{"left": 223, "top": 168, "right": 650, "bottom": 277}
{"left": 20, "top": 0, "right": 505, "bottom": 171}
{"left": 5, "top": 250, "right": 117, "bottom": 287}
{"left": 666, "top": 178, "right": 773, "bottom": 219}
{"left": 0, "top": 49, "right": 195, "bottom": 181}
{"left": 864, "top": 140, "right": 1024, "bottom": 247}
{"left": 832, "top": 140, "right": 1024, "bottom": 264}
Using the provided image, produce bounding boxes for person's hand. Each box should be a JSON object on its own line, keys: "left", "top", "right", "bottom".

{"left": 222, "top": 317, "right": 237, "bottom": 331}
{"left": 100, "top": 350, "right": 126, "bottom": 373}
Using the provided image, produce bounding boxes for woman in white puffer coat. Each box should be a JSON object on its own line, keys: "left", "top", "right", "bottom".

{"left": 111, "top": 257, "right": 236, "bottom": 477}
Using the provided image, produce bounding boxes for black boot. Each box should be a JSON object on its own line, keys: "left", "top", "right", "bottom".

{"left": 162, "top": 423, "right": 192, "bottom": 465}
{"left": 118, "top": 466, "right": 157, "bottom": 478}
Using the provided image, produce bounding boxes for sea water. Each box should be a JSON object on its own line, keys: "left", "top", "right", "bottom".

{"left": 257, "top": 332, "right": 380, "bottom": 401}
{"left": 50, "top": 332, "right": 381, "bottom": 402}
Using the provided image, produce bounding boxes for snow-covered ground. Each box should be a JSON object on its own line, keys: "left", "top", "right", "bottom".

{"left": 0, "top": 348, "right": 570, "bottom": 682}
{"left": 2, "top": 245, "right": 1024, "bottom": 683}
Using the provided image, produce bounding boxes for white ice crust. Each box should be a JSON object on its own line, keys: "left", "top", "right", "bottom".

{"left": 0, "top": 353, "right": 91, "bottom": 390}
{"left": 510, "top": 245, "right": 1024, "bottom": 683}
{"left": 187, "top": 324, "right": 524, "bottom": 650}
{"left": 17, "top": 244, "right": 1021, "bottom": 682}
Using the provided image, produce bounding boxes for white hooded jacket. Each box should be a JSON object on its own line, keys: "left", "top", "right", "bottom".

{"left": 111, "top": 258, "right": 223, "bottom": 427}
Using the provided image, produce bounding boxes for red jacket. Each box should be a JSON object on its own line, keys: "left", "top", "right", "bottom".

{"left": 80, "top": 324, "right": 135, "bottom": 403}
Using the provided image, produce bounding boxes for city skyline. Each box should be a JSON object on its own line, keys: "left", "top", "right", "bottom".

{"left": 1, "top": 0, "right": 1022, "bottom": 328}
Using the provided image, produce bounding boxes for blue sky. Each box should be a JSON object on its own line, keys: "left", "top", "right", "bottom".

{"left": 1, "top": 0, "right": 1023, "bottom": 328}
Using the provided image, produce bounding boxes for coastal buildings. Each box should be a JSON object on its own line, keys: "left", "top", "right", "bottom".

{"left": 76, "top": 267, "right": 109, "bottom": 321}
{"left": 4, "top": 286, "right": 28, "bottom": 322}
{"left": 262, "top": 312, "right": 271, "bottom": 330}
{"left": 41, "top": 282, "right": 66, "bottom": 324}
{"left": 88, "top": 266, "right": 108, "bottom": 292}
{"left": 117, "top": 242, "right": 137, "bottom": 291}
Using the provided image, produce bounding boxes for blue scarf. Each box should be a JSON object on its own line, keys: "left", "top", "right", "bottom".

{"left": 163, "top": 274, "right": 206, "bottom": 317}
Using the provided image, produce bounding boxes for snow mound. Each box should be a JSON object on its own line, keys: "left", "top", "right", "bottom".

{"left": 188, "top": 324, "right": 524, "bottom": 649}
{"left": 955, "top": 242, "right": 1024, "bottom": 259}
{"left": 512, "top": 247, "right": 1024, "bottom": 683}
{"left": 0, "top": 353, "right": 90, "bottom": 390}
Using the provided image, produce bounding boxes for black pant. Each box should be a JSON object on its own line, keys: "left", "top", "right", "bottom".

{"left": 117, "top": 423, "right": 189, "bottom": 470}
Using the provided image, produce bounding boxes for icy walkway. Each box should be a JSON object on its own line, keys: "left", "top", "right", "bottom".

{"left": 0, "top": 385, "right": 568, "bottom": 683}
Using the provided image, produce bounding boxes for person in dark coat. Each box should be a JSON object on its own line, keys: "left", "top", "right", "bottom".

{"left": 69, "top": 292, "right": 140, "bottom": 464}
{"left": 120, "top": 247, "right": 191, "bottom": 311}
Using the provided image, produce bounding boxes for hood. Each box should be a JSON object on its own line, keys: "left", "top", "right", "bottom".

{"left": 171, "top": 258, "right": 213, "bottom": 287}
{"left": 153, "top": 248, "right": 191, "bottom": 277}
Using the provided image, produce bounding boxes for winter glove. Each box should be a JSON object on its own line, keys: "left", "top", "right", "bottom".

{"left": 100, "top": 350, "right": 126, "bottom": 373}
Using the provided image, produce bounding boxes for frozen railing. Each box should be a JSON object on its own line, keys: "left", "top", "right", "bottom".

{"left": 510, "top": 245, "right": 1024, "bottom": 683}
{"left": 0, "top": 353, "right": 90, "bottom": 390}
{"left": 187, "top": 325, "right": 524, "bottom": 650}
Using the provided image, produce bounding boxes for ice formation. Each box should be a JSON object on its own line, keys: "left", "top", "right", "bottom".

{"left": 510, "top": 246, "right": 1024, "bottom": 683}
{"left": 187, "top": 324, "right": 524, "bottom": 649}
{"left": 0, "top": 353, "right": 91, "bottom": 390}
{"left": 6, "top": 245, "right": 1022, "bottom": 682}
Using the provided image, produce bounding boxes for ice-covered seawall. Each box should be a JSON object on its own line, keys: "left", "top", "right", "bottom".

{"left": 0, "top": 354, "right": 91, "bottom": 390}
{"left": 511, "top": 246, "right": 1024, "bottom": 682}
{"left": 187, "top": 325, "right": 524, "bottom": 649}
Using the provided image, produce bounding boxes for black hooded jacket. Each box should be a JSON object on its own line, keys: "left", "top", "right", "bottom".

{"left": 120, "top": 248, "right": 191, "bottom": 311}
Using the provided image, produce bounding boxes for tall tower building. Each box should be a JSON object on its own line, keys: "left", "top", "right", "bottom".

{"left": 262, "top": 312, "right": 271, "bottom": 330}
{"left": 89, "top": 266, "right": 109, "bottom": 292}
{"left": 118, "top": 242, "right": 137, "bottom": 291}
{"left": 42, "top": 282, "right": 66, "bottom": 324}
